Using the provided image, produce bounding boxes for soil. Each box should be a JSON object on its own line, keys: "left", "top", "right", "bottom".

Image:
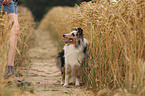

{"left": 20, "top": 30, "right": 93, "bottom": 96}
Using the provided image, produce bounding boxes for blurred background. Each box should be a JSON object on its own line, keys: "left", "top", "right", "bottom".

{"left": 19, "top": 0, "right": 91, "bottom": 21}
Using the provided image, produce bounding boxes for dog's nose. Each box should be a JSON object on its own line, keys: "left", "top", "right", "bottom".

{"left": 63, "top": 34, "right": 65, "bottom": 38}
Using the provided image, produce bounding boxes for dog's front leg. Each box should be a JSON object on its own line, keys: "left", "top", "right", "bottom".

{"left": 63, "top": 64, "right": 70, "bottom": 87}
{"left": 75, "top": 68, "right": 80, "bottom": 86}
{"left": 63, "top": 73, "right": 69, "bottom": 87}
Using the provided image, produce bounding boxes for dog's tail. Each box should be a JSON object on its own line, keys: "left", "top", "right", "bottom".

{"left": 56, "top": 49, "right": 65, "bottom": 69}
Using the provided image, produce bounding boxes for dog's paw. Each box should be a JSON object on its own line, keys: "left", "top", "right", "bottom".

{"left": 61, "top": 82, "right": 64, "bottom": 85}
{"left": 75, "top": 81, "right": 80, "bottom": 86}
{"left": 63, "top": 84, "right": 68, "bottom": 87}
{"left": 75, "top": 84, "right": 80, "bottom": 86}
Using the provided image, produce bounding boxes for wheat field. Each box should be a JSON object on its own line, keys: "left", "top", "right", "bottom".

{"left": 39, "top": 0, "right": 145, "bottom": 95}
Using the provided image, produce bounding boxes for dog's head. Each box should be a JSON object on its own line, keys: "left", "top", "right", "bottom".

{"left": 63, "top": 27, "right": 84, "bottom": 45}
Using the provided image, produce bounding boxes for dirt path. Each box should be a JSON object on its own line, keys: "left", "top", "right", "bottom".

{"left": 21, "top": 30, "right": 93, "bottom": 96}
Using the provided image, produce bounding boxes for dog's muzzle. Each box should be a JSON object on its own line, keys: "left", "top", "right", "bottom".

{"left": 64, "top": 38, "right": 74, "bottom": 43}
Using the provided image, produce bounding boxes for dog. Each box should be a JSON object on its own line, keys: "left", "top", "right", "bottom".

{"left": 56, "top": 27, "right": 88, "bottom": 87}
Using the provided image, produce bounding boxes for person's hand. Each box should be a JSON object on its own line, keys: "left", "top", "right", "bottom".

{"left": 2, "top": 0, "right": 11, "bottom": 5}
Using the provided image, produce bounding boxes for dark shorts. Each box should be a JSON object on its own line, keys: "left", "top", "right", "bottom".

{"left": 0, "top": 0, "right": 18, "bottom": 14}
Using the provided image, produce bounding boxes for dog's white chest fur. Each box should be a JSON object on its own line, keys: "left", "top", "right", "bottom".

{"left": 64, "top": 44, "right": 85, "bottom": 65}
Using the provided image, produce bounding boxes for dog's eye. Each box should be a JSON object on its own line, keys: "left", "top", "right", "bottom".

{"left": 71, "top": 33, "right": 75, "bottom": 37}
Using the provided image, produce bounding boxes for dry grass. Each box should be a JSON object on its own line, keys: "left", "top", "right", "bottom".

{"left": 16, "top": 93, "right": 93, "bottom": 96}
{"left": 15, "top": 6, "right": 35, "bottom": 67}
{"left": 39, "top": 0, "right": 145, "bottom": 95}
{"left": 0, "top": 6, "right": 34, "bottom": 96}
{"left": 0, "top": 7, "right": 10, "bottom": 80}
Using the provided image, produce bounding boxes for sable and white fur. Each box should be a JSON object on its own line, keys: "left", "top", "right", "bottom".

{"left": 56, "top": 27, "right": 88, "bottom": 87}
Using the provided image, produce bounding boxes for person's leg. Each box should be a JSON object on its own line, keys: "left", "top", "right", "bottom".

{"left": 7, "top": 13, "right": 19, "bottom": 77}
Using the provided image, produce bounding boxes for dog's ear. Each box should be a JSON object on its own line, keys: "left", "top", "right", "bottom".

{"left": 77, "top": 28, "right": 84, "bottom": 38}
{"left": 78, "top": 28, "right": 83, "bottom": 34}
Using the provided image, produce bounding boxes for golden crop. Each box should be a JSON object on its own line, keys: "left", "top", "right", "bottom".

{"left": 39, "top": 0, "right": 145, "bottom": 95}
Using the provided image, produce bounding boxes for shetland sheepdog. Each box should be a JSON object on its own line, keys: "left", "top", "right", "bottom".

{"left": 56, "top": 27, "right": 88, "bottom": 87}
